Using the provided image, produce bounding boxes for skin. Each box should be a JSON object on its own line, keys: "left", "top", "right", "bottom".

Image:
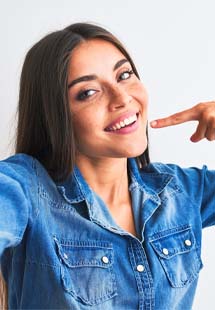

{"left": 68, "top": 39, "right": 148, "bottom": 235}
{"left": 67, "top": 38, "right": 215, "bottom": 235}
{"left": 150, "top": 101, "right": 215, "bottom": 142}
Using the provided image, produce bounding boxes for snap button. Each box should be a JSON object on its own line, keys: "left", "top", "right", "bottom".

{"left": 136, "top": 264, "right": 145, "bottom": 272}
{"left": 102, "top": 256, "right": 109, "bottom": 264}
{"left": 63, "top": 253, "right": 68, "bottom": 259}
{"left": 162, "top": 248, "right": 169, "bottom": 255}
{"left": 184, "top": 239, "right": 192, "bottom": 246}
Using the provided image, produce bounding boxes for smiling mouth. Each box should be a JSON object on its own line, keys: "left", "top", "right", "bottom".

{"left": 105, "top": 113, "right": 138, "bottom": 132}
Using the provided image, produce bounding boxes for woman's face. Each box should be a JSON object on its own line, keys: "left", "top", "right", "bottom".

{"left": 68, "top": 39, "right": 148, "bottom": 161}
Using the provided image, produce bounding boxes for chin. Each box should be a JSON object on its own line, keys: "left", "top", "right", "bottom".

{"left": 124, "top": 141, "right": 148, "bottom": 158}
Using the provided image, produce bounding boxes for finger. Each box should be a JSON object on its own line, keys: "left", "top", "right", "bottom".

{"left": 190, "top": 122, "right": 207, "bottom": 142}
{"left": 150, "top": 108, "right": 197, "bottom": 128}
{"left": 205, "top": 127, "right": 215, "bottom": 141}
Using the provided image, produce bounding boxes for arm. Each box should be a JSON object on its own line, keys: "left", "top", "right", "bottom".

{"left": 0, "top": 271, "right": 7, "bottom": 310}
{"left": 0, "top": 158, "right": 31, "bottom": 257}
{"left": 163, "top": 163, "right": 215, "bottom": 228}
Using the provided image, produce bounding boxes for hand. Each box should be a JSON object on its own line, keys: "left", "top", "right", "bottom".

{"left": 150, "top": 101, "right": 215, "bottom": 142}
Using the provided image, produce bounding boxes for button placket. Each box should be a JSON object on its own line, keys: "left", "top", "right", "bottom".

{"left": 136, "top": 264, "right": 145, "bottom": 272}
{"left": 128, "top": 240, "right": 154, "bottom": 309}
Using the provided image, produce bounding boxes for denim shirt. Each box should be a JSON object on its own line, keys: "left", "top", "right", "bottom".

{"left": 0, "top": 154, "right": 214, "bottom": 310}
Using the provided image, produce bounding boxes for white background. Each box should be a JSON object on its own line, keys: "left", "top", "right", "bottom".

{"left": 0, "top": 1, "right": 214, "bottom": 309}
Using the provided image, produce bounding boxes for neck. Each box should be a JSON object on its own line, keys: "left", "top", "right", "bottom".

{"left": 76, "top": 154, "right": 130, "bottom": 206}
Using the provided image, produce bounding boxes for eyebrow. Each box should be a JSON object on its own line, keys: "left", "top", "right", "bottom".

{"left": 68, "top": 58, "right": 129, "bottom": 89}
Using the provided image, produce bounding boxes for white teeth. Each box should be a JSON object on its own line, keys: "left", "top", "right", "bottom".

{"left": 108, "top": 114, "right": 138, "bottom": 131}
{"left": 130, "top": 114, "right": 137, "bottom": 122}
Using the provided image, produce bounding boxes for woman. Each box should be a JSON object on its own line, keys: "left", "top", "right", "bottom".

{"left": 0, "top": 22, "right": 214, "bottom": 310}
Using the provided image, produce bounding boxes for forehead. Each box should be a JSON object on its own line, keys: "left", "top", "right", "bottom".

{"left": 68, "top": 39, "right": 126, "bottom": 78}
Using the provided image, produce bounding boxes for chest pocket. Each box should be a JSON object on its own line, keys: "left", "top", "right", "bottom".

{"left": 149, "top": 226, "right": 203, "bottom": 288}
{"left": 54, "top": 238, "right": 117, "bottom": 306}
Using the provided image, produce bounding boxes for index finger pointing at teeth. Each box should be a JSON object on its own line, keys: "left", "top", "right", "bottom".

{"left": 150, "top": 107, "right": 197, "bottom": 128}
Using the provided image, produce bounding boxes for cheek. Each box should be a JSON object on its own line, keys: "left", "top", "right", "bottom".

{"left": 72, "top": 113, "right": 100, "bottom": 139}
{"left": 138, "top": 84, "right": 148, "bottom": 103}
{"left": 73, "top": 118, "right": 87, "bottom": 137}
{"left": 130, "top": 82, "right": 148, "bottom": 106}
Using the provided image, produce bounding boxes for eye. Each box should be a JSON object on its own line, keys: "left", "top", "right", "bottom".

{"left": 118, "top": 69, "right": 134, "bottom": 81}
{"left": 76, "top": 89, "right": 97, "bottom": 101}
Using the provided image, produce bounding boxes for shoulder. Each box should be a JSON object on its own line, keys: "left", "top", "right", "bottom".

{"left": 143, "top": 161, "right": 207, "bottom": 176}
{"left": 141, "top": 161, "right": 210, "bottom": 190}
{"left": 0, "top": 153, "right": 36, "bottom": 174}
{"left": 0, "top": 153, "right": 51, "bottom": 187}
{"left": 0, "top": 153, "right": 60, "bottom": 201}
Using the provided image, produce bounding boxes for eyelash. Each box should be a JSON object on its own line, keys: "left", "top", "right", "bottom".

{"left": 118, "top": 69, "right": 134, "bottom": 81}
{"left": 76, "top": 69, "right": 134, "bottom": 101}
{"left": 76, "top": 89, "right": 96, "bottom": 101}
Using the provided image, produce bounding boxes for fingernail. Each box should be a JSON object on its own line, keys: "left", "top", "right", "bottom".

{"left": 150, "top": 120, "right": 157, "bottom": 127}
{"left": 190, "top": 136, "right": 197, "bottom": 143}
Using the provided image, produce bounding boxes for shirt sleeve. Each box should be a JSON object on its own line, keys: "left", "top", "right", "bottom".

{"left": 165, "top": 164, "right": 215, "bottom": 229}
{"left": 198, "top": 165, "right": 215, "bottom": 228}
{"left": 0, "top": 158, "right": 32, "bottom": 258}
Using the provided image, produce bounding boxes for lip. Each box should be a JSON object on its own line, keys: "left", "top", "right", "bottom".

{"left": 111, "top": 118, "right": 139, "bottom": 134}
{"left": 104, "top": 111, "right": 139, "bottom": 135}
{"left": 104, "top": 111, "right": 139, "bottom": 131}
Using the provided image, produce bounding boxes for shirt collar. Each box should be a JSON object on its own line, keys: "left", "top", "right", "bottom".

{"left": 57, "top": 158, "right": 174, "bottom": 205}
{"left": 128, "top": 158, "right": 174, "bottom": 200}
{"left": 56, "top": 159, "right": 175, "bottom": 236}
{"left": 57, "top": 165, "right": 93, "bottom": 205}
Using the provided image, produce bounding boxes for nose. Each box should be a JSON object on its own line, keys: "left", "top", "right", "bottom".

{"left": 108, "top": 85, "right": 132, "bottom": 111}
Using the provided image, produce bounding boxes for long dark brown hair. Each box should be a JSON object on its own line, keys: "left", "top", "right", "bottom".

{"left": 16, "top": 22, "right": 150, "bottom": 181}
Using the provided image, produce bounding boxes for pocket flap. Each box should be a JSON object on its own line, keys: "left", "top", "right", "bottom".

{"left": 150, "top": 226, "right": 195, "bottom": 259}
{"left": 54, "top": 237, "right": 114, "bottom": 268}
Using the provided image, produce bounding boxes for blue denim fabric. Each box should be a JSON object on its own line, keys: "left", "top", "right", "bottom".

{"left": 0, "top": 154, "right": 214, "bottom": 310}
